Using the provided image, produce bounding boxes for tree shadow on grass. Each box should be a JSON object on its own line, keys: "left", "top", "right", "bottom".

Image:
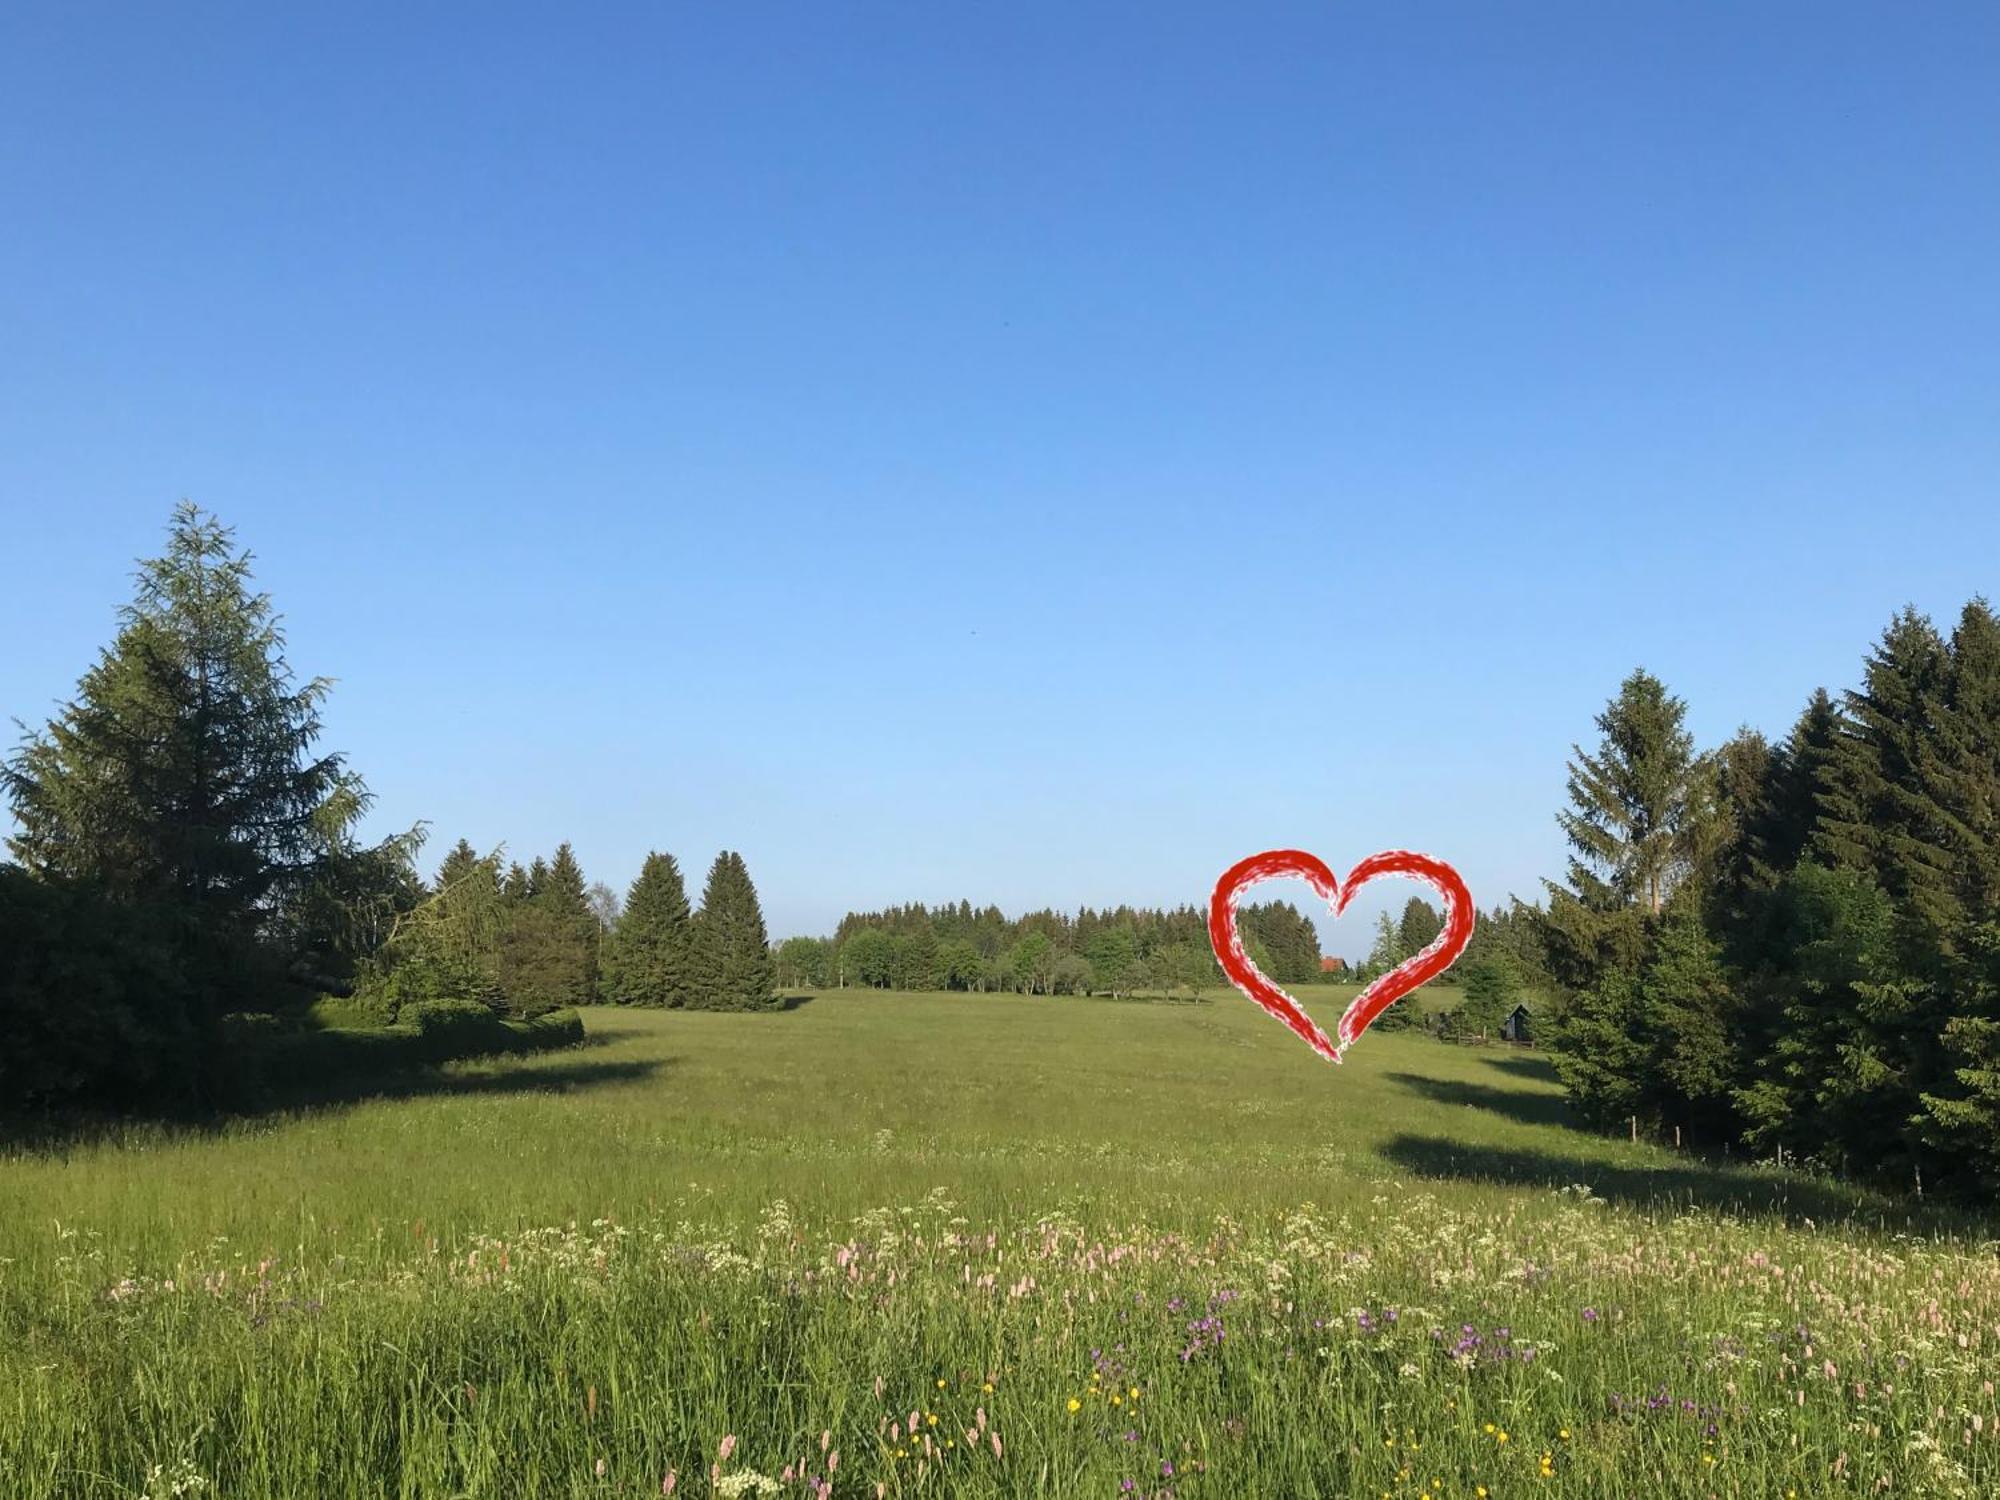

{"left": 0, "top": 1058, "right": 671, "bottom": 1157}
{"left": 1378, "top": 1133, "right": 1935, "bottom": 1230}
{"left": 290, "top": 1055, "right": 670, "bottom": 1109}
{"left": 1482, "top": 1053, "right": 1563, "bottom": 1086}
{"left": 1384, "top": 1072, "right": 1576, "bottom": 1130}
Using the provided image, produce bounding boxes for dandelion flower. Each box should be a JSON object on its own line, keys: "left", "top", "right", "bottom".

{"left": 1067, "top": 1399, "right": 1081, "bottom": 1413}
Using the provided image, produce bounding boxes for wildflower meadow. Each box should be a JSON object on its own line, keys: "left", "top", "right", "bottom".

{"left": 4, "top": 986, "right": 1997, "bottom": 1497}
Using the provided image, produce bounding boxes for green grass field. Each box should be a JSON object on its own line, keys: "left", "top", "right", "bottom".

{"left": 5, "top": 986, "right": 1997, "bottom": 1498}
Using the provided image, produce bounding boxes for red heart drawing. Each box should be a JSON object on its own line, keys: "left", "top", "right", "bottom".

{"left": 1207, "top": 848, "right": 1475, "bottom": 1063}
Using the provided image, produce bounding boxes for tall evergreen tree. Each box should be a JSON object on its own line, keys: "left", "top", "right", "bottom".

{"left": 1538, "top": 669, "right": 1704, "bottom": 993}
{"left": 1751, "top": 690, "right": 1843, "bottom": 886}
{"left": 4, "top": 505, "right": 413, "bottom": 1023}
{"left": 435, "top": 838, "right": 486, "bottom": 897}
{"left": 538, "top": 842, "right": 599, "bottom": 1004}
{"left": 1922, "top": 600, "right": 2000, "bottom": 930}
{"left": 602, "top": 851, "right": 693, "bottom": 1007}
{"left": 1397, "top": 897, "right": 1443, "bottom": 958}
{"left": 5, "top": 504, "right": 383, "bottom": 950}
{"left": 686, "top": 851, "right": 777, "bottom": 1010}
{"left": 1814, "top": 608, "right": 1957, "bottom": 951}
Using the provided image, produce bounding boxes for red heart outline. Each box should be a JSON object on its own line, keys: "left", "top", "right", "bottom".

{"left": 1207, "top": 848, "right": 1475, "bottom": 1063}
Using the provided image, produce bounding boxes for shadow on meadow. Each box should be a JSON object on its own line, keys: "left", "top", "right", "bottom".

{"left": 291, "top": 1055, "right": 670, "bottom": 1108}
{"left": 1481, "top": 1052, "right": 1563, "bottom": 1086}
{"left": 1377, "top": 1132, "right": 1924, "bottom": 1228}
{"left": 1384, "top": 1072, "right": 1576, "bottom": 1129}
{"left": 0, "top": 1057, "right": 670, "bottom": 1159}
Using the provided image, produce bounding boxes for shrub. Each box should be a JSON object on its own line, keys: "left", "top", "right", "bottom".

{"left": 349, "top": 949, "right": 504, "bottom": 1025}
{"left": 403, "top": 998, "right": 513, "bottom": 1062}
{"left": 510, "top": 1008, "right": 584, "bottom": 1051}
{"left": 307, "top": 994, "right": 394, "bottom": 1030}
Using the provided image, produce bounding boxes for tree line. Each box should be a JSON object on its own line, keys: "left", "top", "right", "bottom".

{"left": 1534, "top": 599, "right": 2000, "bottom": 1199}
{"left": 774, "top": 898, "right": 1347, "bottom": 999}
{"left": 357, "top": 839, "right": 776, "bottom": 1018}
{"left": 776, "top": 901, "right": 1227, "bottom": 999}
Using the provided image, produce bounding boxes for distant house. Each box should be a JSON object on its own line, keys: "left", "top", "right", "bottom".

{"left": 1319, "top": 956, "right": 1349, "bottom": 975}
{"left": 1500, "top": 1002, "right": 1531, "bottom": 1044}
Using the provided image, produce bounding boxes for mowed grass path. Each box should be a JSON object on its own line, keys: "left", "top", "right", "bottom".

{"left": 5, "top": 989, "right": 1997, "bottom": 1497}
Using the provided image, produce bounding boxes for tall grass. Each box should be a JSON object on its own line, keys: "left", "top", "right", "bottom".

{"left": 3, "top": 989, "right": 1995, "bottom": 1496}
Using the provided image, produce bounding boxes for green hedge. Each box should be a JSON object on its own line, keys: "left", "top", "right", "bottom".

{"left": 230, "top": 1006, "right": 584, "bottom": 1105}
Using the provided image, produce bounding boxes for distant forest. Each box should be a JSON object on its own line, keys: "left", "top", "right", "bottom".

{"left": 779, "top": 891, "right": 1547, "bottom": 1027}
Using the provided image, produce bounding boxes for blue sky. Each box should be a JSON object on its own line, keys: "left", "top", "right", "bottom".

{"left": 4, "top": 4, "right": 1998, "bottom": 954}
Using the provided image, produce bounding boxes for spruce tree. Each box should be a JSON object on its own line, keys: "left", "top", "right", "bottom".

{"left": 6, "top": 504, "right": 376, "bottom": 943}
{"left": 603, "top": 851, "right": 693, "bottom": 1006}
{"left": 1814, "top": 608, "right": 1957, "bottom": 952}
{"left": 1636, "top": 904, "right": 1737, "bottom": 1138}
{"left": 1537, "top": 669, "right": 1704, "bottom": 993}
{"left": 491, "top": 844, "right": 596, "bottom": 1013}
{"left": 1752, "top": 690, "right": 1842, "bottom": 886}
{"left": 1397, "top": 897, "right": 1443, "bottom": 958}
{"left": 686, "top": 851, "right": 778, "bottom": 1010}
{"left": 435, "top": 839, "right": 485, "bottom": 897}
{"left": 1922, "top": 600, "right": 2000, "bottom": 930}
{"left": 4, "top": 504, "right": 412, "bottom": 1030}
{"left": 538, "top": 842, "right": 600, "bottom": 1005}
{"left": 1734, "top": 861, "right": 1914, "bottom": 1177}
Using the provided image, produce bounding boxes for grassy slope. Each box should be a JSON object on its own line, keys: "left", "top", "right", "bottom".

{"left": 3, "top": 990, "right": 1995, "bottom": 1497}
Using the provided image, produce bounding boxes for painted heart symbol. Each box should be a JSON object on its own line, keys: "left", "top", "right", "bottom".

{"left": 1207, "top": 848, "right": 1474, "bottom": 1063}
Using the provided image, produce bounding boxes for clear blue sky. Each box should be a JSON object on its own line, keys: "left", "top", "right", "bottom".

{"left": 4, "top": 4, "right": 1998, "bottom": 955}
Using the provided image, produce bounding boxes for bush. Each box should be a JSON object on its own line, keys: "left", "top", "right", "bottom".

{"left": 307, "top": 994, "right": 394, "bottom": 1030}
{"left": 348, "top": 949, "right": 504, "bottom": 1025}
{"left": 403, "top": 998, "right": 513, "bottom": 1062}
{"left": 511, "top": 1008, "right": 584, "bottom": 1051}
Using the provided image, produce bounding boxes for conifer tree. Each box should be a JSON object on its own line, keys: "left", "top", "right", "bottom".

{"left": 538, "top": 842, "right": 599, "bottom": 1004}
{"left": 1397, "top": 897, "right": 1443, "bottom": 958}
{"left": 603, "top": 851, "right": 693, "bottom": 1006}
{"left": 435, "top": 839, "right": 486, "bottom": 898}
{"left": 4, "top": 504, "right": 414, "bottom": 1029}
{"left": 1537, "top": 669, "right": 1704, "bottom": 993}
{"left": 1814, "top": 608, "right": 1957, "bottom": 952}
{"left": 1752, "top": 690, "right": 1843, "bottom": 886}
{"left": 686, "top": 851, "right": 777, "bottom": 1010}
{"left": 5, "top": 504, "right": 382, "bottom": 948}
{"left": 1363, "top": 911, "right": 1405, "bottom": 979}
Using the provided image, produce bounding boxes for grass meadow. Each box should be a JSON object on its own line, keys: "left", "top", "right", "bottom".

{"left": 4, "top": 984, "right": 1998, "bottom": 1498}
